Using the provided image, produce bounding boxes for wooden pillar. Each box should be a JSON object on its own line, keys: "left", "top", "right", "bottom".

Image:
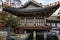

{"left": 39, "top": 18, "right": 40, "bottom": 26}
{"left": 38, "top": 19, "right": 39, "bottom": 26}
{"left": 44, "top": 32, "right": 47, "bottom": 40}
{"left": 33, "top": 31, "right": 36, "bottom": 40}
{"left": 19, "top": 27, "right": 24, "bottom": 34}
{"left": 25, "top": 17, "right": 27, "bottom": 26}
{"left": 34, "top": 17, "right": 36, "bottom": 26}
{"left": 44, "top": 16, "right": 47, "bottom": 24}
{"left": 41, "top": 19, "right": 43, "bottom": 26}
{"left": 40, "top": 18, "right": 42, "bottom": 26}
{"left": 55, "top": 22, "right": 57, "bottom": 27}
{"left": 50, "top": 22, "right": 52, "bottom": 26}
{"left": 24, "top": 30, "right": 27, "bottom": 34}
{"left": 59, "top": 30, "right": 60, "bottom": 34}
{"left": 34, "top": 13, "right": 36, "bottom": 26}
{"left": 37, "top": 19, "right": 39, "bottom": 26}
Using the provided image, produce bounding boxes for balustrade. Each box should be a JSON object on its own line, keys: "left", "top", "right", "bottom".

{"left": 20, "top": 17, "right": 45, "bottom": 27}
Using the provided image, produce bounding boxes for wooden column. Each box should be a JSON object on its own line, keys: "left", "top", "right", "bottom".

{"left": 24, "top": 30, "right": 27, "bottom": 34}
{"left": 44, "top": 32, "right": 47, "bottom": 40}
{"left": 33, "top": 31, "right": 36, "bottom": 40}
{"left": 55, "top": 22, "right": 57, "bottom": 27}
{"left": 50, "top": 23, "right": 52, "bottom": 26}
{"left": 40, "top": 18, "right": 41, "bottom": 26}
{"left": 44, "top": 16, "right": 47, "bottom": 24}
{"left": 34, "top": 17, "right": 36, "bottom": 26}
{"left": 25, "top": 17, "right": 27, "bottom": 26}
{"left": 34, "top": 13, "right": 36, "bottom": 26}
{"left": 40, "top": 18, "right": 43, "bottom": 26}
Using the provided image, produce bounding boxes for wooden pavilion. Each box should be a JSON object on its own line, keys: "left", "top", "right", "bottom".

{"left": 3, "top": 0, "right": 60, "bottom": 34}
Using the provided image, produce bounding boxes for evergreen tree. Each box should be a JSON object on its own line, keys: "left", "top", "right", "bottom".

{"left": 5, "top": 15, "right": 20, "bottom": 29}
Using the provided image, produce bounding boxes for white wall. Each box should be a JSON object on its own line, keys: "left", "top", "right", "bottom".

{"left": 51, "top": 7, "right": 60, "bottom": 16}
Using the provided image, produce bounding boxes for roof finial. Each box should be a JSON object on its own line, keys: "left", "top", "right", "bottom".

{"left": 28, "top": 0, "right": 34, "bottom": 1}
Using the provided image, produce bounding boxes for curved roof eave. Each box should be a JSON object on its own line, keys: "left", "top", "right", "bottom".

{"left": 3, "top": 2, "right": 60, "bottom": 17}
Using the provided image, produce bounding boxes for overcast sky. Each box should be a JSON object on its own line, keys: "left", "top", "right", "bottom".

{"left": 0, "top": 0, "right": 60, "bottom": 15}
{"left": 0, "top": 0, "right": 60, "bottom": 5}
{"left": 20, "top": 0, "right": 60, "bottom": 5}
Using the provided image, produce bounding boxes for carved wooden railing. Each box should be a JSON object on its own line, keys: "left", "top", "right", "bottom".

{"left": 20, "top": 17, "right": 45, "bottom": 27}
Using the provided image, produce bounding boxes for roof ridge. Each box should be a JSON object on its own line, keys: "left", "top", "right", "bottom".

{"left": 20, "top": 1, "right": 42, "bottom": 8}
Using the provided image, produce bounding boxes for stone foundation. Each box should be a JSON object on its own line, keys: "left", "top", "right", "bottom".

{"left": 0, "top": 35, "right": 6, "bottom": 40}
{"left": 0, "top": 31, "right": 7, "bottom": 40}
